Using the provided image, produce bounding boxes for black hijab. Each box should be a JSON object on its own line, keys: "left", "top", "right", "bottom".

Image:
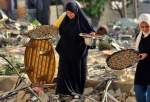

{"left": 57, "top": 1, "right": 94, "bottom": 59}
{"left": 59, "top": 1, "right": 95, "bottom": 37}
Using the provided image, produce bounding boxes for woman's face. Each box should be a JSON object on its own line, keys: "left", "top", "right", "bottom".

{"left": 66, "top": 11, "right": 75, "bottom": 19}
{"left": 139, "top": 21, "right": 150, "bottom": 34}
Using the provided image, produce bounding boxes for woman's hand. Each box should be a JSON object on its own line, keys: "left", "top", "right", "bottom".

{"left": 50, "top": 24, "right": 58, "bottom": 29}
{"left": 139, "top": 53, "right": 148, "bottom": 60}
{"left": 90, "top": 32, "right": 96, "bottom": 36}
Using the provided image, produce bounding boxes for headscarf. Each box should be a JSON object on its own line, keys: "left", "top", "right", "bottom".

{"left": 57, "top": 1, "right": 94, "bottom": 58}
{"left": 65, "top": 1, "right": 78, "bottom": 15}
{"left": 67, "top": 0, "right": 83, "bottom": 8}
{"left": 135, "top": 13, "right": 150, "bottom": 50}
{"left": 59, "top": 1, "right": 94, "bottom": 37}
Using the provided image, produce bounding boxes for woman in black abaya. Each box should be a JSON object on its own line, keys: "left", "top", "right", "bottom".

{"left": 55, "top": 1, "right": 95, "bottom": 96}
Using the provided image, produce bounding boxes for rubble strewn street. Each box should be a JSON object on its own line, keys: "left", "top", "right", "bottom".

{"left": 0, "top": 2, "right": 139, "bottom": 101}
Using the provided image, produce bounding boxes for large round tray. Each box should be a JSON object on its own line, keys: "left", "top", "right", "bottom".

{"left": 79, "top": 33, "right": 102, "bottom": 39}
{"left": 106, "top": 49, "right": 139, "bottom": 70}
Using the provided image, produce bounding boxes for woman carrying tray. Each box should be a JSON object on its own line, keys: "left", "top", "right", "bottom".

{"left": 134, "top": 13, "right": 150, "bottom": 102}
{"left": 52, "top": 1, "right": 95, "bottom": 98}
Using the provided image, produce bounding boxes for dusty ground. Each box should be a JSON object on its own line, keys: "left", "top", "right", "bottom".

{"left": 0, "top": 47, "right": 136, "bottom": 102}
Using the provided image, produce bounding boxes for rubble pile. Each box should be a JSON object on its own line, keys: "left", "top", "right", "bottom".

{"left": 0, "top": 10, "right": 37, "bottom": 47}
{"left": 0, "top": 48, "right": 137, "bottom": 102}
{"left": 0, "top": 9, "right": 137, "bottom": 102}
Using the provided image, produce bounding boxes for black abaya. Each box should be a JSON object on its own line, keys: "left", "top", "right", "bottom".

{"left": 56, "top": 1, "right": 94, "bottom": 95}
{"left": 134, "top": 34, "right": 150, "bottom": 85}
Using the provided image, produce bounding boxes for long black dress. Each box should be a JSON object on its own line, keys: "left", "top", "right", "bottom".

{"left": 135, "top": 34, "right": 150, "bottom": 85}
{"left": 55, "top": 2, "right": 95, "bottom": 95}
